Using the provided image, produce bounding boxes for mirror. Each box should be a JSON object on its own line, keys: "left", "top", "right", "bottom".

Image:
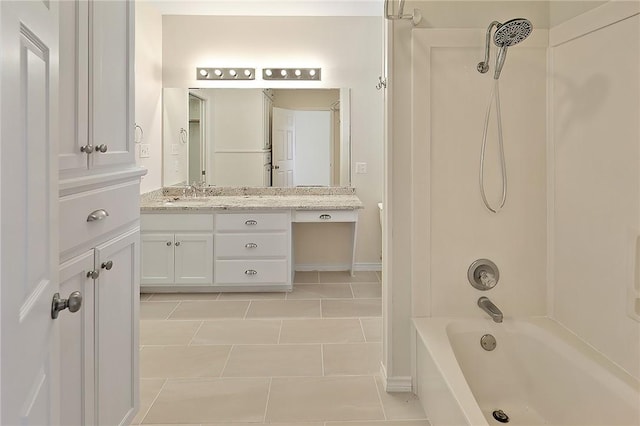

{"left": 163, "top": 88, "right": 351, "bottom": 187}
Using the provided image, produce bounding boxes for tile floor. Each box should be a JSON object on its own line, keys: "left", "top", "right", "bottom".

{"left": 134, "top": 271, "right": 429, "bottom": 426}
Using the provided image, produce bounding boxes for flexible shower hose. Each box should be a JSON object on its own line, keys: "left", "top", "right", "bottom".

{"left": 480, "top": 79, "right": 507, "bottom": 213}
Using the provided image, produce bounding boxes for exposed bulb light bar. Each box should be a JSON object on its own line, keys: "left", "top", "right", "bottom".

{"left": 262, "top": 68, "right": 321, "bottom": 81}
{"left": 197, "top": 67, "right": 255, "bottom": 80}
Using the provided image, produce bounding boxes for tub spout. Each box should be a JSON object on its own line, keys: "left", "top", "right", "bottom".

{"left": 477, "top": 297, "right": 503, "bottom": 323}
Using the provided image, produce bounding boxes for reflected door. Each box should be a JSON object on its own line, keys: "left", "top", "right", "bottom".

{"left": 272, "top": 107, "right": 295, "bottom": 187}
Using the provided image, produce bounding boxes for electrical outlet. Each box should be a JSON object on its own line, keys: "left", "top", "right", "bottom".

{"left": 139, "top": 143, "right": 150, "bottom": 158}
{"left": 355, "top": 162, "right": 368, "bottom": 174}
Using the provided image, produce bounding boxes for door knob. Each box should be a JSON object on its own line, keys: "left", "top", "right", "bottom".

{"left": 80, "top": 144, "right": 94, "bottom": 154}
{"left": 95, "top": 144, "right": 108, "bottom": 153}
{"left": 101, "top": 260, "right": 113, "bottom": 270}
{"left": 273, "top": 165, "right": 280, "bottom": 169}
{"left": 51, "top": 291, "right": 83, "bottom": 319}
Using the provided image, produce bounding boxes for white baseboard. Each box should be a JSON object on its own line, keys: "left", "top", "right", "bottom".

{"left": 295, "top": 262, "right": 382, "bottom": 272}
{"left": 379, "top": 363, "right": 413, "bottom": 392}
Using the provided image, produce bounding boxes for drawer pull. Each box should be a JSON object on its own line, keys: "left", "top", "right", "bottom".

{"left": 166, "top": 241, "right": 172, "bottom": 246}
{"left": 86, "top": 270, "right": 99, "bottom": 279}
{"left": 245, "top": 243, "right": 258, "bottom": 249}
{"left": 175, "top": 241, "right": 181, "bottom": 247}
{"left": 101, "top": 260, "right": 113, "bottom": 270}
{"left": 95, "top": 144, "right": 108, "bottom": 153}
{"left": 319, "top": 214, "right": 332, "bottom": 220}
{"left": 87, "top": 209, "right": 109, "bottom": 222}
{"left": 245, "top": 220, "right": 258, "bottom": 226}
{"left": 244, "top": 269, "right": 258, "bottom": 275}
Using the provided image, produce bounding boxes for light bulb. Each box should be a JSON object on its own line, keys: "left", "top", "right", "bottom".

{"left": 265, "top": 69, "right": 273, "bottom": 77}
{"left": 244, "top": 69, "right": 252, "bottom": 77}
{"left": 229, "top": 69, "right": 237, "bottom": 77}
{"left": 280, "top": 69, "right": 287, "bottom": 77}
{"left": 309, "top": 69, "right": 317, "bottom": 77}
{"left": 214, "top": 69, "right": 223, "bottom": 77}
{"left": 294, "top": 69, "right": 302, "bottom": 77}
{"left": 199, "top": 69, "right": 209, "bottom": 77}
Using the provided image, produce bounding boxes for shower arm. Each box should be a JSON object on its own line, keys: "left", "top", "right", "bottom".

{"left": 477, "top": 21, "right": 502, "bottom": 74}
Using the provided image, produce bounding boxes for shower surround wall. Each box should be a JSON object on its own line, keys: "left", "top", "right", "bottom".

{"left": 411, "top": 29, "right": 549, "bottom": 319}
{"left": 395, "top": 1, "right": 640, "bottom": 385}
{"left": 549, "top": 4, "right": 640, "bottom": 380}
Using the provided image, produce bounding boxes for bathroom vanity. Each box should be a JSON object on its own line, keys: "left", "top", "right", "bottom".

{"left": 140, "top": 188, "right": 363, "bottom": 292}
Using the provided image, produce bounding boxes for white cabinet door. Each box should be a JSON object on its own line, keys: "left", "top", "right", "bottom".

{"left": 141, "top": 233, "right": 175, "bottom": 285}
{"left": 1, "top": 0, "right": 60, "bottom": 424}
{"left": 59, "top": 0, "right": 89, "bottom": 173}
{"left": 90, "top": 0, "right": 134, "bottom": 168}
{"left": 59, "top": 251, "right": 96, "bottom": 426}
{"left": 94, "top": 229, "right": 139, "bottom": 426}
{"left": 174, "top": 233, "right": 214, "bottom": 285}
{"left": 272, "top": 107, "right": 295, "bottom": 187}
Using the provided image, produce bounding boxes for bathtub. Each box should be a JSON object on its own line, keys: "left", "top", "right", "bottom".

{"left": 412, "top": 317, "right": 640, "bottom": 426}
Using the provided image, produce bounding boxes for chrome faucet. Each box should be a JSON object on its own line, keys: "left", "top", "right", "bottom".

{"left": 477, "top": 297, "right": 503, "bottom": 323}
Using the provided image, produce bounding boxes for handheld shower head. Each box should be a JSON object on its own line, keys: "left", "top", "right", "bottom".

{"left": 477, "top": 18, "right": 533, "bottom": 79}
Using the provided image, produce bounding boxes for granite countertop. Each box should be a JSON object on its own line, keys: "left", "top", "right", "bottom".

{"left": 140, "top": 187, "right": 364, "bottom": 212}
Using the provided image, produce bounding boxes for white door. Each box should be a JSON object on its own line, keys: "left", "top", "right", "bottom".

{"left": 94, "top": 229, "right": 139, "bottom": 426}
{"left": 272, "top": 107, "right": 295, "bottom": 187}
{"left": 59, "top": 252, "right": 95, "bottom": 426}
{"left": 174, "top": 233, "right": 214, "bottom": 285}
{"left": 1, "top": 0, "right": 60, "bottom": 425}
{"left": 141, "top": 233, "right": 175, "bottom": 285}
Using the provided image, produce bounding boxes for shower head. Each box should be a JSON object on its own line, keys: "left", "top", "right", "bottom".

{"left": 493, "top": 18, "right": 532, "bottom": 47}
{"left": 477, "top": 18, "right": 533, "bottom": 79}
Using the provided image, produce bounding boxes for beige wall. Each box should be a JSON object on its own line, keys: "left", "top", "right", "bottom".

{"left": 550, "top": 4, "right": 640, "bottom": 379}
{"left": 161, "top": 15, "right": 384, "bottom": 268}
{"left": 135, "top": 1, "right": 163, "bottom": 193}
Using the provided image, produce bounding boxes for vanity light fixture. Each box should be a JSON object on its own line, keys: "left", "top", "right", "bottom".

{"left": 262, "top": 68, "right": 321, "bottom": 81}
{"left": 197, "top": 67, "right": 255, "bottom": 80}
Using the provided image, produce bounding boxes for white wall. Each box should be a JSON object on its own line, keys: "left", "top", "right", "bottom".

{"left": 162, "top": 88, "right": 189, "bottom": 186}
{"left": 162, "top": 15, "right": 384, "bottom": 267}
{"left": 550, "top": 4, "right": 640, "bottom": 380}
{"left": 134, "top": 1, "right": 163, "bottom": 193}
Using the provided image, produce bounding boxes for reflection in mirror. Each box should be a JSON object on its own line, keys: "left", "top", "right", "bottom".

{"left": 162, "top": 88, "right": 351, "bottom": 188}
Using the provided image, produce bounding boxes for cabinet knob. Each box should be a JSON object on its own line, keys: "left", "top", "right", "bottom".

{"left": 166, "top": 241, "right": 172, "bottom": 246}
{"left": 51, "top": 291, "right": 83, "bottom": 319}
{"left": 245, "top": 243, "right": 258, "bottom": 249}
{"left": 95, "top": 144, "right": 108, "bottom": 153}
{"left": 87, "top": 209, "right": 109, "bottom": 222}
{"left": 80, "top": 144, "right": 94, "bottom": 154}
{"left": 101, "top": 260, "right": 114, "bottom": 270}
{"left": 175, "top": 241, "right": 181, "bottom": 247}
{"left": 245, "top": 220, "right": 258, "bottom": 226}
{"left": 244, "top": 269, "right": 258, "bottom": 275}
{"left": 86, "top": 270, "right": 100, "bottom": 279}
{"left": 319, "top": 214, "right": 332, "bottom": 220}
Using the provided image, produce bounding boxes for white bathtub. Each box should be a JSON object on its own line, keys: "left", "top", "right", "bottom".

{"left": 413, "top": 317, "right": 640, "bottom": 426}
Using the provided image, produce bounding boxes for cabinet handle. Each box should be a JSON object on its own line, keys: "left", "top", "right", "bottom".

{"left": 87, "top": 209, "right": 109, "bottom": 222}
{"left": 101, "top": 260, "right": 113, "bottom": 270}
{"left": 95, "top": 144, "right": 108, "bottom": 153}
{"left": 51, "top": 291, "right": 83, "bottom": 319}
{"left": 319, "top": 214, "right": 332, "bottom": 220}
{"left": 244, "top": 269, "right": 258, "bottom": 275}
{"left": 245, "top": 243, "right": 258, "bottom": 249}
{"left": 166, "top": 241, "right": 172, "bottom": 246}
{"left": 175, "top": 241, "right": 181, "bottom": 247}
{"left": 80, "top": 144, "right": 94, "bottom": 154}
{"left": 245, "top": 220, "right": 258, "bottom": 225}
{"left": 87, "top": 270, "right": 99, "bottom": 279}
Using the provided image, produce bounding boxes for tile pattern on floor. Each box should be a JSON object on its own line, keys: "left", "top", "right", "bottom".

{"left": 135, "top": 271, "right": 429, "bottom": 426}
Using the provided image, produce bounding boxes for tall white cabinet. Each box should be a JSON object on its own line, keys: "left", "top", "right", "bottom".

{"left": 58, "top": 1, "right": 143, "bottom": 425}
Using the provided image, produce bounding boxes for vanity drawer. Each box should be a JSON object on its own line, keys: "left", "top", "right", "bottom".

{"left": 214, "top": 259, "right": 288, "bottom": 285}
{"left": 215, "top": 212, "right": 289, "bottom": 232}
{"left": 60, "top": 181, "right": 139, "bottom": 254}
{"left": 141, "top": 213, "right": 214, "bottom": 232}
{"left": 292, "top": 210, "right": 358, "bottom": 223}
{"left": 215, "top": 233, "right": 288, "bottom": 258}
